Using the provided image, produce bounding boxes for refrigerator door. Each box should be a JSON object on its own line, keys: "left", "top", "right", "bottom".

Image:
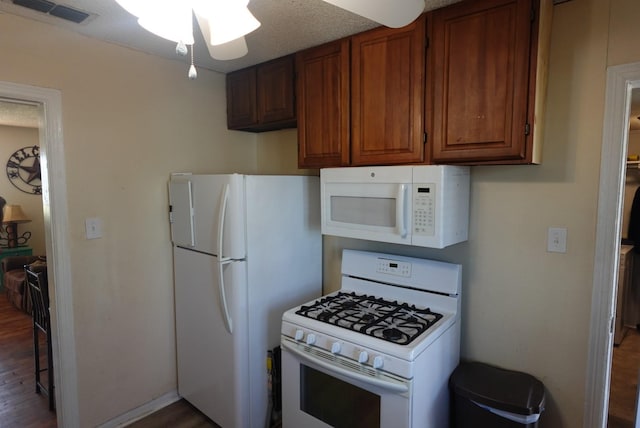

{"left": 168, "top": 178, "right": 195, "bottom": 247}
{"left": 244, "top": 175, "right": 322, "bottom": 427}
{"left": 174, "top": 246, "right": 249, "bottom": 428}
{"left": 169, "top": 174, "right": 246, "bottom": 259}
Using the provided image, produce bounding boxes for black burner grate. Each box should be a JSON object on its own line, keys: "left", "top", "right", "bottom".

{"left": 295, "top": 291, "right": 443, "bottom": 345}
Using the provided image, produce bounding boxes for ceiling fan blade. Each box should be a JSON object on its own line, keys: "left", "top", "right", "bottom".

{"left": 208, "top": 38, "right": 249, "bottom": 61}
{"left": 196, "top": 12, "right": 248, "bottom": 60}
{"left": 322, "top": 0, "right": 425, "bottom": 28}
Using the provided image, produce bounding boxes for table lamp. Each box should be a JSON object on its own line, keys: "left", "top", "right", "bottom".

{"left": 3, "top": 204, "right": 31, "bottom": 248}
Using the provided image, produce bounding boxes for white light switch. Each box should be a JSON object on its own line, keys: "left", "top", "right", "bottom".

{"left": 85, "top": 217, "right": 102, "bottom": 239}
{"left": 547, "top": 227, "right": 567, "bottom": 253}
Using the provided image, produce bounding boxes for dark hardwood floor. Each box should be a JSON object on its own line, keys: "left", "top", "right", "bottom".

{"left": 0, "top": 290, "right": 57, "bottom": 428}
{"left": 609, "top": 327, "right": 640, "bottom": 427}
{"left": 128, "top": 400, "right": 220, "bottom": 428}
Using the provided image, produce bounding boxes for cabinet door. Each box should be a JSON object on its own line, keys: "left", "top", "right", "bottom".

{"left": 297, "top": 39, "right": 350, "bottom": 168}
{"left": 257, "top": 55, "right": 296, "bottom": 125}
{"left": 430, "top": 0, "right": 534, "bottom": 163}
{"left": 226, "top": 67, "right": 257, "bottom": 129}
{"left": 351, "top": 14, "right": 426, "bottom": 166}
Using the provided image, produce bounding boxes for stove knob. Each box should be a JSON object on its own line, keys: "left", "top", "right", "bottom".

{"left": 373, "top": 356, "right": 384, "bottom": 370}
{"left": 358, "top": 351, "right": 369, "bottom": 364}
{"left": 331, "top": 342, "right": 342, "bottom": 354}
{"left": 306, "top": 334, "right": 316, "bottom": 346}
{"left": 294, "top": 329, "right": 304, "bottom": 341}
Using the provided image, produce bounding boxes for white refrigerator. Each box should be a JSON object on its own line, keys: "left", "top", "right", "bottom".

{"left": 169, "top": 173, "right": 322, "bottom": 428}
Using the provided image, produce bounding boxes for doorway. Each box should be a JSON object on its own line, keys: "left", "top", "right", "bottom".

{"left": 607, "top": 88, "right": 640, "bottom": 426}
{"left": 0, "top": 81, "right": 78, "bottom": 427}
{"left": 586, "top": 62, "right": 640, "bottom": 427}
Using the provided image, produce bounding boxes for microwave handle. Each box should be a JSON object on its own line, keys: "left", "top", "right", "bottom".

{"left": 396, "top": 184, "right": 408, "bottom": 238}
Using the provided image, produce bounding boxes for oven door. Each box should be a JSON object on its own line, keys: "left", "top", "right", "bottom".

{"left": 281, "top": 338, "right": 412, "bottom": 428}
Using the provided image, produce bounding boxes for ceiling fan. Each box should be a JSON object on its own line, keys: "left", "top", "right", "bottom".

{"left": 114, "top": 0, "right": 426, "bottom": 78}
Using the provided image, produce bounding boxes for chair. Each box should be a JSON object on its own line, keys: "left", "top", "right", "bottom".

{"left": 2, "top": 255, "right": 42, "bottom": 313}
{"left": 25, "top": 264, "right": 55, "bottom": 411}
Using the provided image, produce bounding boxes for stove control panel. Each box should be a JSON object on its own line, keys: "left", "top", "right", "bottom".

{"left": 282, "top": 321, "right": 412, "bottom": 379}
{"left": 376, "top": 258, "right": 411, "bottom": 277}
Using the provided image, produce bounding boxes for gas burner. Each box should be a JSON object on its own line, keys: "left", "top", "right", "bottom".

{"left": 383, "top": 328, "right": 403, "bottom": 341}
{"left": 295, "top": 292, "right": 443, "bottom": 345}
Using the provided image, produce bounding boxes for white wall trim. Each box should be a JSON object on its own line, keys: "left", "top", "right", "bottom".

{"left": 96, "top": 390, "right": 180, "bottom": 428}
{"left": 585, "top": 61, "right": 640, "bottom": 427}
{"left": 0, "top": 81, "right": 78, "bottom": 427}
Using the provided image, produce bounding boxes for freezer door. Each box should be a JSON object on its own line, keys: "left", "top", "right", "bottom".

{"left": 174, "top": 246, "right": 249, "bottom": 428}
{"left": 169, "top": 174, "right": 246, "bottom": 258}
{"left": 169, "top": 178, "right": 195, "bottom": 247}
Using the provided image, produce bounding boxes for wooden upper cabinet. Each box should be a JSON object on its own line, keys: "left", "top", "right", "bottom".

{"left": 227, "top": 67, "right": 257, "bottom": 129}
{"left": 351, "top": 14, "right": 426, "bottom": 166}
{"left": 429, "top": 0, "right": 550, "bottom": 164}
{"left": 226, "top": 55, "right": 296, "bottom": 132}
{"left": 297, "top": 39, "right": 351, "bottom": 168}
{"left": 258, "top": 57, "right": 296, "bottom": 124}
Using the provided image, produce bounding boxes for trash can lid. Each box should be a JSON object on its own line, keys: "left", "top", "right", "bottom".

{"left": 449, "top": 362, "right": 545, "bottom": 416}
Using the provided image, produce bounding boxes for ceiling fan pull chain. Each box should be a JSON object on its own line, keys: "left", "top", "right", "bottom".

{"left": 188, "top": 44, "right": 198, "bottom": 80}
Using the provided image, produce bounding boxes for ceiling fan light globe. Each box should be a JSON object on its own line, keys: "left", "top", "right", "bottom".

{"left": 137, "top": 2, "right": 194, "bottom": 44}
{"left": 114, "top": 0, "right": 148, "bottom": 18}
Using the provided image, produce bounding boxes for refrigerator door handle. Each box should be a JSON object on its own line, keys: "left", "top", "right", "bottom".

{"left": 217, "top": 183, "right": 232, "bottom": 263}
{"left": 217, "top": 183, "right": 233, "bottom": 334}
{"left": 217, "top": 259, "right": 233, "bottom": 334}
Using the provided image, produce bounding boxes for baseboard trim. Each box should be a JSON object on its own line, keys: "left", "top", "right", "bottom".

{"left": 97, "top": 390, "right": 181, "bottom": 428}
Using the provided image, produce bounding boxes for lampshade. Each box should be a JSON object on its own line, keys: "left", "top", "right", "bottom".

{"left": 3, "top": 204, "right": 31, "bottom": 224}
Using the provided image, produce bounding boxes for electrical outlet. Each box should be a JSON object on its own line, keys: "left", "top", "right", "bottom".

{"left": 85, "top": 217, "right": 102, "bottom": 239}
{"left": 547, "top": 227, "right": 567, "bottom": 253}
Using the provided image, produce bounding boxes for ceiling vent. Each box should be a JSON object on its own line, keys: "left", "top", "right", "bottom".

{"left": 12, "top": 0, "right": 90, "bottom": 23}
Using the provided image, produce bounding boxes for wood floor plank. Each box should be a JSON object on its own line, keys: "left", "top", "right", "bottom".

{"left": 127, "top": 399, "right": 220, "bottom": 428}
{"left": 609, "top": 328, "right": 640, "bottom": 427}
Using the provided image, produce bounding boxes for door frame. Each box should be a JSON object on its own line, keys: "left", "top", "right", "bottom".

{"left": 585, "top": 61, "right": 640, "bottom": 427}
{"left": 0, "top": 81, "right": 78, "bottom": 427}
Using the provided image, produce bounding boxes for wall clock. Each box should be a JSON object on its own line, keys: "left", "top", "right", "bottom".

{"left": 6, "top": 145, "right": 41, "bottom": 195}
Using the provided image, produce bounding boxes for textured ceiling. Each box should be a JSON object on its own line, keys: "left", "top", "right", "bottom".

{"left": 0, "top": 0, "right": 460, "bottom": 74}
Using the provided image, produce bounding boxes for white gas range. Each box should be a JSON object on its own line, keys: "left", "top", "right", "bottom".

{"left": 280, "top": 249, "right": 462, "bottom": 428}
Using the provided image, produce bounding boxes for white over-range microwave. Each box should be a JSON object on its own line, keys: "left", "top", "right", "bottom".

{"left": 320, "top": 165, "right": 470, "bottom": 248}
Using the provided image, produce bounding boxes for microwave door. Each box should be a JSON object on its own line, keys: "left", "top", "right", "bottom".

{"left": 322, "top": 182, "right": 411, "bottom": 245}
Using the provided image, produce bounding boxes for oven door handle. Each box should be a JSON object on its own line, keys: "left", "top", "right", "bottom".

{"left": 282, "top": 341, "right": 409, "bottom": 393}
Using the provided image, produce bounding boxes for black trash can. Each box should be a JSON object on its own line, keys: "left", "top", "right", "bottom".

{"left": 449, "top": 361, "right": 545, "bottom": 427}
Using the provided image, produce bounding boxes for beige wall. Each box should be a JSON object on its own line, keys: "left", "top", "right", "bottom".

{"left": 0, "top": 14, "right": 258, "bottom": 427}
{"left": 0, "top": 125, "right": 46, "bottom": 254}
